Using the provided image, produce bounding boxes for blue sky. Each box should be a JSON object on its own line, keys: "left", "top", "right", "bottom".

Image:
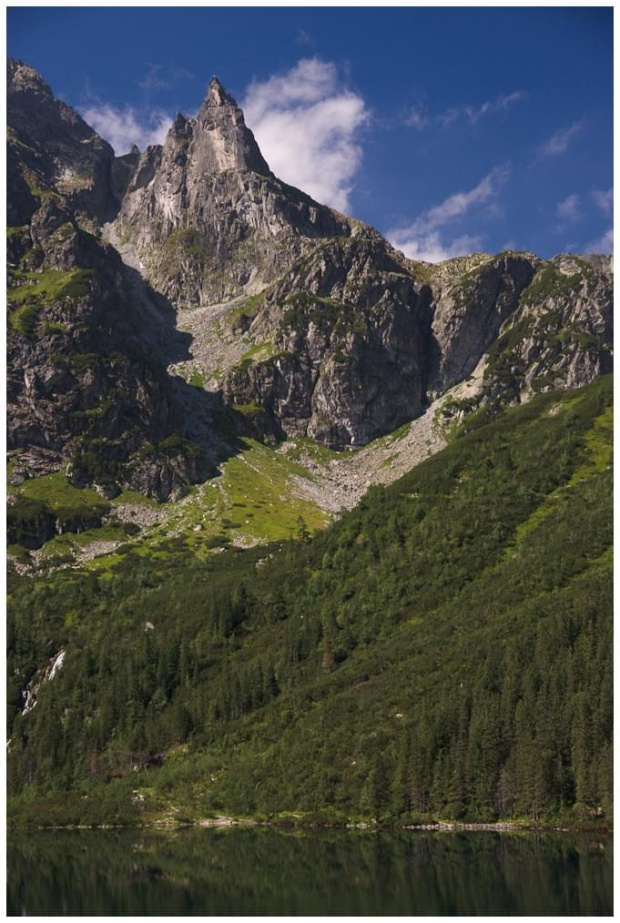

{"left": 8, "top": 6, "right": 613, "bottom": 259}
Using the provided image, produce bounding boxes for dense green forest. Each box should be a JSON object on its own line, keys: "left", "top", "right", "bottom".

{"left": 7, "top": 376, "right": 613, "bottom": 827}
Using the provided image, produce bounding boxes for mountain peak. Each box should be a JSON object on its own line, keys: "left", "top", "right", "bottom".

{"left": 204, "top": 76, "right": 238, "bottom": 109}
{"left": 8, "top": 57, "right": 54, "bottom": 99}
{"left": 190, "top": 76, "right": 271, "bottom": 176}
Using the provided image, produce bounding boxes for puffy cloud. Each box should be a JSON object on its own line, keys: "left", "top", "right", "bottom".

{"left": 537, "top": 121, "right": 583, "bottom": 158}
{"left": 387, "top": 165, "right": 509, "bottom": 262}
{"left": 79, "top": 102, "right": 172, "bottom": 154}
{"left": 391, "top": 231, "right": 485, "bottom": 263}
{"left": 242, "top": 58, "right": 370, "bottom": 212}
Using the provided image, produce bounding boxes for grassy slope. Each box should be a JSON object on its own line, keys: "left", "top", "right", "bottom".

{"left": 8, "top": 438, "right": 331, "bottom": 571}
{"left": 7, "top": 377, "right": 613, "bottom": 827}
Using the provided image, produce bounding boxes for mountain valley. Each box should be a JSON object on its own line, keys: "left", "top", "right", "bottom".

{"left": 5, "top": 58, "right": 614, "bottom": 829}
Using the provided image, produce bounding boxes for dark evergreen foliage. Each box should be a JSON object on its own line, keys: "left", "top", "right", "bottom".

{"left": 7, "top": 377, "right": 613, "bottom": 826}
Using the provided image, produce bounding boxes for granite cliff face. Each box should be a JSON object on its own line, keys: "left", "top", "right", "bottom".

{"left": 220, "top": 245, "right": 612, "bottom": 445}
{"left": 115, "top": 77, "right": 350, "bottom": 305}
{"left": 6, "top": 59, "right": 614, "bottom": 502}
{"left": 221, "top": 230, "right": 433, "bottom": 446}
{"left": 7, "top": 59, "right": 117, "bottom": 227}
{"left": 7, "top": 60, "right": 213, "bottom": 500}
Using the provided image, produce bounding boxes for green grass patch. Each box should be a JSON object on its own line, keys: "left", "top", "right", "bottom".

{"left": 8, "top": 302, "right": 42, "bottom": 337}
{"left": 37, "top": 524, "right": 133, "bottom": 560}
{"left": 235, "top": 341, "right": 279, "bottom": 370}
{"left": 8, "top": 269, "right": 93, "bottom": 306}
{"left": 189, "top": 370, "right": 207, "bottom": 388}
{"left": 226, "top": 292, "right": 266, "bottom": 325}
{"left": 17, "top": 473, "right": 111, "bottom": 536}
{"left": 18, "top": 473, "right": 102, "bottom": 510}
{"left": 281, "top": 438, "right": 344, "bottom": 464}
{"left": 128, "top": 437, "right": 332, "bottom": 558}
{"left": 232, "top": 402, "right": 263, "bottom": 417}
{"left": 8, "top": 270, "right": 94, "bottom": 337}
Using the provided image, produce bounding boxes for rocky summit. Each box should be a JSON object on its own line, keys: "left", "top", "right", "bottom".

{"left": 7, "top": 59, "right": 613, "bottom": 508}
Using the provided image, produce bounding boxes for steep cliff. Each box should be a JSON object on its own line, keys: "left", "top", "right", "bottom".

{"left": 7, "top": 60, "right": 213, "bottom": 500}
{"left": 114, "top": 77, "right": 351, "bottom": 305}
{"left": 221, "top": 246, "right": 612, "bottom": 445}
{"left": 6, "top": 59, "right": 614, "bottom": 501}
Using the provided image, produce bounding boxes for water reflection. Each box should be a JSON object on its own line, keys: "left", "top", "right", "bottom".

{"left": 7, "top": 827, "right": 613, "bottom": 916}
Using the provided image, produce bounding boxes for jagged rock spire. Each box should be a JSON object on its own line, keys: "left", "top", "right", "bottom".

{"left": 203, "top": 76, "right": 239, "bottom": 109}
{"left": 188, "top": 76, "right": 271, "bottom": 176}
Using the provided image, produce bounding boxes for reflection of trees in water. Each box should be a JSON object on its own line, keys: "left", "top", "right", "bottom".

{"left": 8, "top": 829, "right": 613, "bottom": 916}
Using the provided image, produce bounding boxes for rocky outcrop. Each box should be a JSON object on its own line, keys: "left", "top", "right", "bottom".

{"left": 115, "top": 78, "right": 351, "bottom": 304}
{"left": 111, "top": 145, "right": 141, "bottom": 202}
{"left": 427, "top": 252, "right": 539, "bottom": 394}
{"left": 8, "top": 59, "right": 117, "bottom": 226}
{"left": 7, "top": 61, "right": 214, "bottom": 499}
{"left": 6, "top": 59, "right": 614, "bottom": 493}
{"left": 223, "top": 230, "right": 433, "bottom": 446}
{"left": 479, "top": 254, "right": 613, "bottom": 406}
{"left": 223, "top": 243, "right": 612, "bottom": 446}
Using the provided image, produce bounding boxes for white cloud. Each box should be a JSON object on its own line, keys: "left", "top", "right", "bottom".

{"left": 592, "top": 188, "right": 613, "bottom": 214}
{"left": 387, "top": 165, "right": 509, "bottom": 262}
{"left": 404, "top": 91, "right": 524, "bottom": 132}
{"left": 585, "top": 227, "right": 613, "bottom": 254}
{"left": 437, "top": 91, "right": 525, "bottom": 127}
{"left": 242, "top": 58, "right": 370, "bottom": 212}
{"left": 392, "top": 231, "right": 485, "bottom": 263}
{"left": 80, "top": 103, "right": 173, "bottom": 154}
{"left": 556, "top": 194, "right": 581, "bottom": 225}
{"left": 537, "top": 121, "right": 583, "bottom": 158}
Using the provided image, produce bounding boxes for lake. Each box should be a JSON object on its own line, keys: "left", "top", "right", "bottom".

{"left": 7, "top": 827, "right": 613, "bottom": 916}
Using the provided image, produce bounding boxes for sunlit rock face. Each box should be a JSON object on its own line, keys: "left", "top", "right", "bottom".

{"left": 115, "top": 77, "right": 351, "bottom": 305}
{"left": 7, "top": 58, "right": 614, "bottom": 476}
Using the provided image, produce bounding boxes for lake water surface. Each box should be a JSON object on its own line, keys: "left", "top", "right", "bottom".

{"left": 7, "top": 827, "right": 613, "bottom": 916}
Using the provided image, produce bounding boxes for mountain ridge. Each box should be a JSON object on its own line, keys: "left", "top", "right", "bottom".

{"left": 6, "top": 58, "right": 613, "bottom": 557}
